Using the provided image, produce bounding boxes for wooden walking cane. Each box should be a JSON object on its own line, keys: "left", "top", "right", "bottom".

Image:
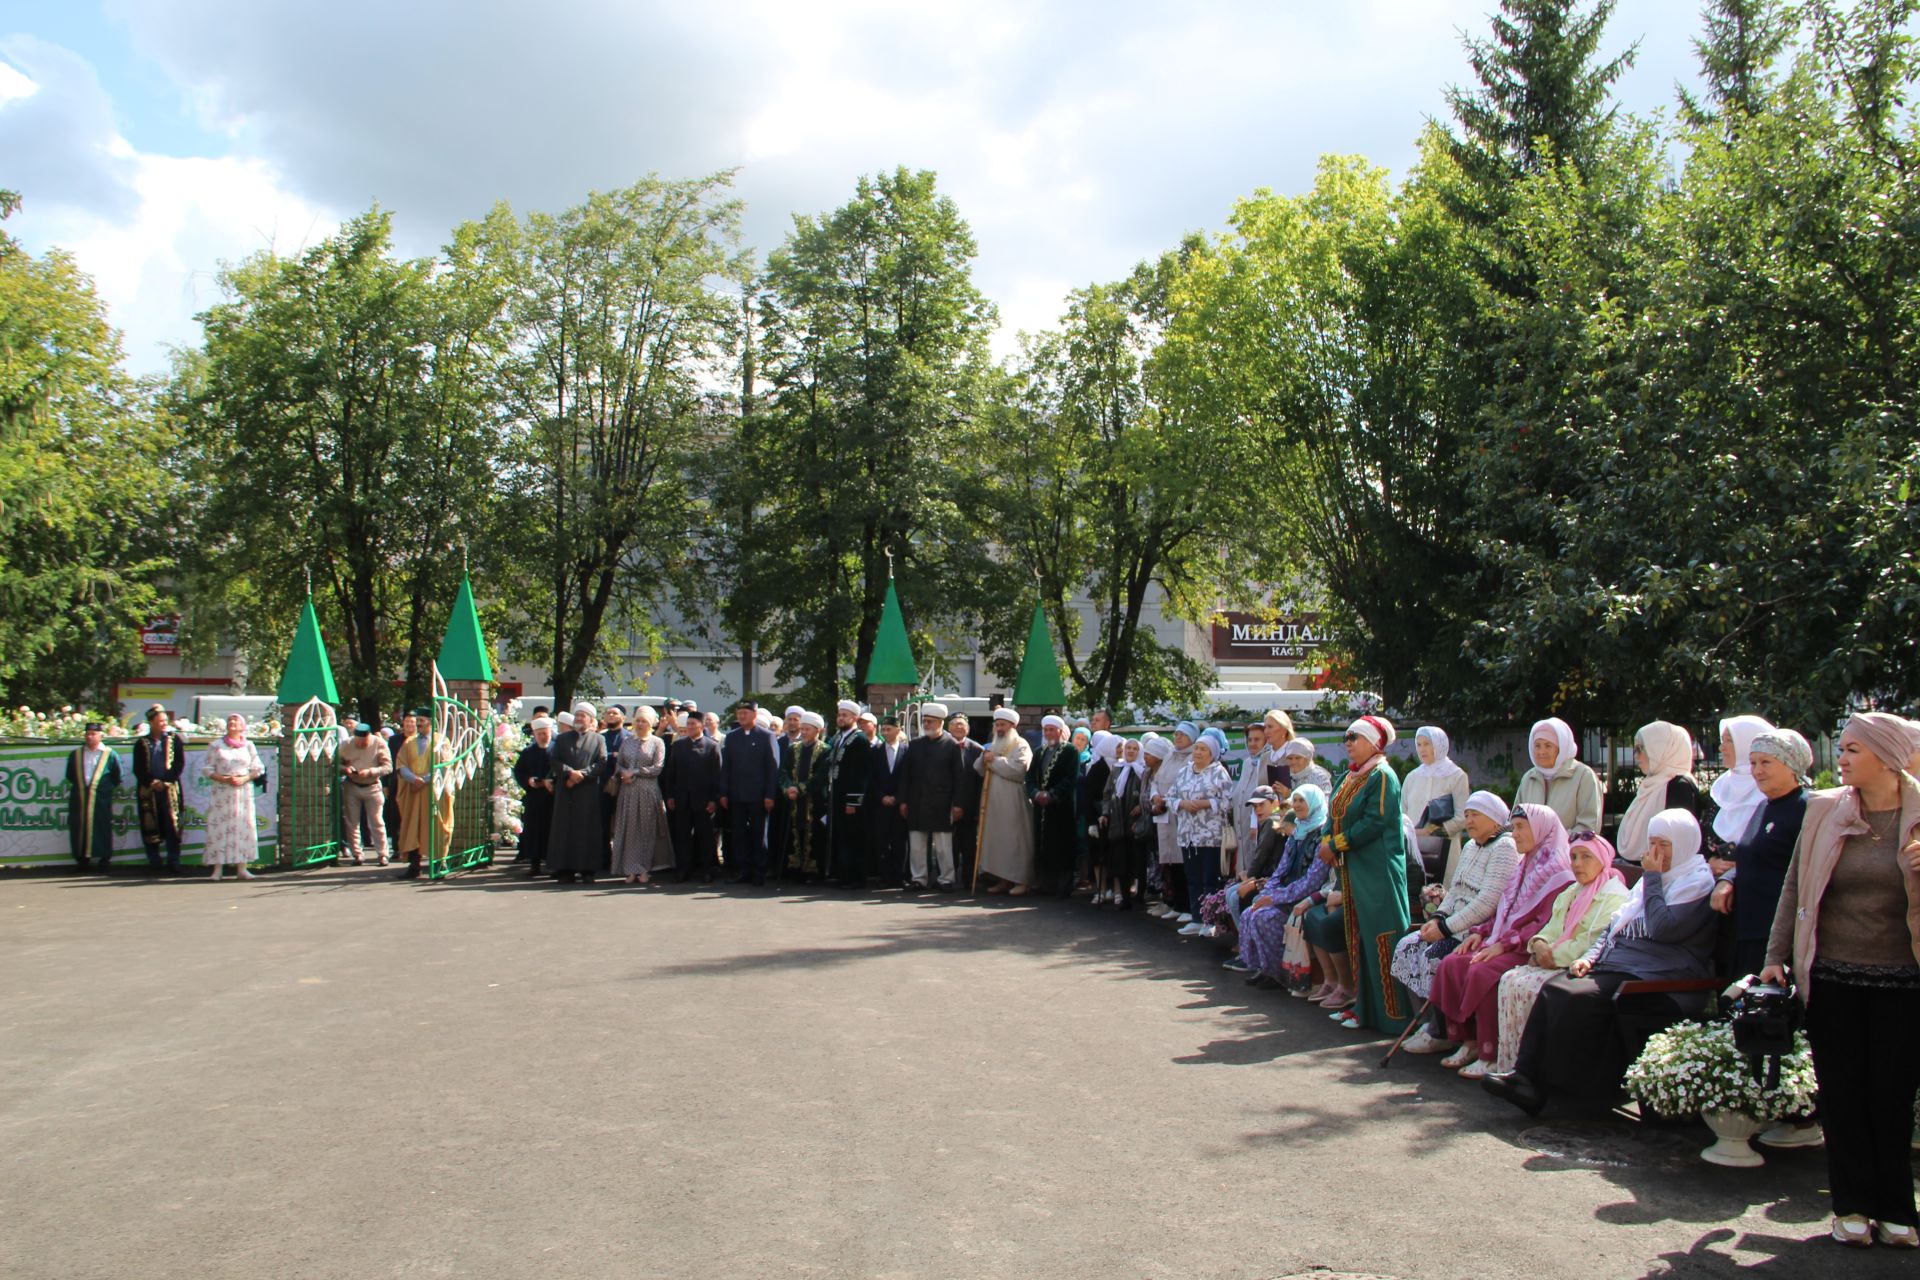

{"left": 971, "top": 762, "right": 993, "bottom": 893}
{"left": 1379, "top": 997, "right": 1434, "bottom": 1069}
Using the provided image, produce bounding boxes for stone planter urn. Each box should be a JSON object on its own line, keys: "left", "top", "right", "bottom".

{"left": 1700, "top": 1110, "right": 1766, "bottom": 1167}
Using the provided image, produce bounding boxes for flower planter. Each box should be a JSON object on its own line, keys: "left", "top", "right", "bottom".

{"left": 1700, "top": 1109, "right": 1766, "bottom": 1168}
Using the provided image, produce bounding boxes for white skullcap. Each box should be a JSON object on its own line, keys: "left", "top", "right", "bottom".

{"left": 1041, "top": 714, "right": 1067, "bottom": 733}
{"left": 784, "top": 705, "right": 805, "bottom": 719}
{"left": 573, "top": 701, "right": 596, "bottom": 721}
{"left": 857, "top": 710, "right": 877, "bottom": 724}
{"left": 920, "top": 702, "right": 949, "bottom": 720}
{"left": 555, "top": 712, "right": 575, "bottom": 728}
{"left": 992, "top": 706, "right": 1020, "bottom": 725}
{"left": 800, "top": 711, "right": 826, "bottom": 730}
{"left": 755, "top": 709, "right": 774, "bottom": 729}
{"left": 530, "top": 717, "right": 555, "bottom": 733}
{"left": 837, "top": 699, "right": 861, "bottom": 715}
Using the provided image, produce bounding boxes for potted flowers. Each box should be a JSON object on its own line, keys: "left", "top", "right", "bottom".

{"left": 1622, "top": 1019, "right": 1817, "bottom": 1167}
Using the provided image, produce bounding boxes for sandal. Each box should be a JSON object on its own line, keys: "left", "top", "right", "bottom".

{"left": 1333, "top": 1009, "right": 1359, "bottom": 1029}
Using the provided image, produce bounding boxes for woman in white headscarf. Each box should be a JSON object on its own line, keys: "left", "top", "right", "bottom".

{"left": 1512, "top": 717, "right": 1602, "bottom": 835}
{"left": 1613, "top": 720, "right": 1701, "bottom": 865}
{"left": 1402, "top": 726, "right": 1473, "bottom": 884}
{"left": 1708, "top": 714, "right": 1774, "bottom": 868}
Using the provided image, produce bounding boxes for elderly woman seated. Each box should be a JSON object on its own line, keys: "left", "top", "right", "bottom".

{"left": 1488, "top": 831, "right": 1630, "bottom": 1074}
{"left": 1390, "top": 791, "right": 1520, "bottom": 1015}
{"left": 1484, "top": 809, "right": 1719, "bottom": 1115}
{"left": 1210, "top": 785, "right": 1295, "bottom": 969}
{"left": 1234, "top": 785, "right": 1330, "bottom": 989}
{"left": 1276, "top": 737, "right": 1333, "bottom": 795}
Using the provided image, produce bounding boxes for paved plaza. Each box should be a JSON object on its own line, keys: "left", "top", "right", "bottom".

{"left": 1, "top": 864, "right": 1911, "bottom": 1279}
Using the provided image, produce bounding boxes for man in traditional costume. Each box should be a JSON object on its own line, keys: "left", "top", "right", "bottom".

{"left": 662, "top": 706, "right": 722, "bottom": 883}
{"left": 546, "top": 701, "right": 610, "bottom": 884}
{"left": 897, "top": 702, "right": 968, "bottom": 891}
{"left": 1027, "top": 713, "right": 1080, "bottom": 896}
{"left": 976, "top": 707, "right": 1036, "bottom": 895}
{"left": 132, "top": 704, "right": 187, "bottom": 873}
{"left": 393, "top": 709, "right": 454, "bottom": 880}
{"left": 599, "top": 706, "right": 628, "bottom": 872}
{"left": 338, "top": 720, "right": 393, "bottom": 865}
{"left": 65, "top": 722, "right": 122, "bottom": 872}
{"left": 771, "top": 704, "right": 805, "bottom": 872}
{"left": 826, "top": 700, "right": 872, "bottom": 888}
{"left": 512, "top": 717, "right": 556, "bottom": 877}
{"left": 778, "top": 711, "right": 831, "bottom": 881}
{"left": 721, "top": 701, "right": 780, "bottom": 885}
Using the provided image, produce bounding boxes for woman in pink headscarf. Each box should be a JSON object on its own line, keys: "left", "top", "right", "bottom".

{"left": 1425, "top": 803, "right": 1575, "bottom": 1079}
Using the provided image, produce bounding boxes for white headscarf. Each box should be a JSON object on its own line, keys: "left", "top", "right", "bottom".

{"left": 572, "top": 701, "right": 596, "bottom": 724}
{"left": 1529, "top": 717, "right": 1579, "bottom": 780}
{"left": 1615, "top": 720, "right": 1695, "bottom": 862}
{"left": 1090, "top": 730, "right": 1119, "bottom": 767}
{"left": 1709, "top": 714, "right": 1775, "bottom": 842}
{"left": 1612, "top": 808, "right": 1715, "bottom": 936}
{"left": 1408, "top": 726, "right": 1465, "bottom": 783}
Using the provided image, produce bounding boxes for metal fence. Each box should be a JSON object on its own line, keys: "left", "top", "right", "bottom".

{"left": 282, "top": 697, "right": 343, "bottom": 868}
{"left": 427, "top": 664, "right": 494, "bottom": 880}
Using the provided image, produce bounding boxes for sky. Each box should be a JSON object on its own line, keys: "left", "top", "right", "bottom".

{"left": 3, "top": 1, "right": 1709, "bottom": 376}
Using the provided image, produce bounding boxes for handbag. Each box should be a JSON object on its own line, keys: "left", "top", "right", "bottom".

{"left": 1424, "top": 935, "right": 1462, "bottom": 962}
{"left": 1417, "top": 793, "right": 1456, "bottom": 829}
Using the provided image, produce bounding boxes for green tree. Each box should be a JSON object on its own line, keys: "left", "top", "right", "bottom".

{"left": 475, "top": 172, "right": 746, "bottom": 710}
{"left": 0, "top": 194, "right": 173, "bottom": 710}
{"left": 735, "top": 167, "right": 998, "bottom": 705}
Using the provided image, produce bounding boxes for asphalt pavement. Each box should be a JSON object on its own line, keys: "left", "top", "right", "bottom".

{"left": 1, "top": 862, "right": 1912, "bottom": 1279}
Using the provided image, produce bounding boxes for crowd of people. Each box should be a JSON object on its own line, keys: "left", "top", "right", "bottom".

{"left": 56, "top": 696, "right": 1920, "bottom": 1249}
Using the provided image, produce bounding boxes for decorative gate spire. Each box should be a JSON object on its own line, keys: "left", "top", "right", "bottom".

{"left": 437, "top": 573, "right": 494, "bottom": 682}
{"left": 1012, "top": 601, "right": 1067, "bottom": 709}
{"left": 276, "top": 595, "right": 340, "bottom": 705}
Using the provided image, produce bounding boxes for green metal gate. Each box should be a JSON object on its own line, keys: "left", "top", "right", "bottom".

{"left": 427, "top": 663, "right": 494, "bottom": 879}
{"left": 285, "top": 696, "right": 343, "bottom": 868}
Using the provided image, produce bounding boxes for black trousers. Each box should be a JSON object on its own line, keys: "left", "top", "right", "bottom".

{"left": 727, "top": 803, "right": 768, "bottom": 881}
{"left": 952, "top": 817, "right": 978, "bottom": 887}
{"left": 668, "top": 803, "right": 716, "bottom": 880}
{"left": 1807, "top": 975, "right": 1920, "bottom": 1226}
{"left": 1514, "top": 970, "right": 1683, "bottom": 1101}
{"left": 830, "top": 806, "right": 867, "bottom": 884}
{"left": 869, "top": 806, "right": 907, "bottom": 884}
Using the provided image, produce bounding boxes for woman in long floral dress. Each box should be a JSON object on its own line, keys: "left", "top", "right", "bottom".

{"left": 201, "top": 714, "right": 265, "bottom": 880}
{"left": 610, "top": 705, "right": 669, "bottom": 885}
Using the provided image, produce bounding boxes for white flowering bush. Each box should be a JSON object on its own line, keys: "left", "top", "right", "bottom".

{"left": 487, "top": 699, "right": 525, "bottom": 845}
{"left": 1623, "top": 1020, "right": 1817, "bottom": 1122}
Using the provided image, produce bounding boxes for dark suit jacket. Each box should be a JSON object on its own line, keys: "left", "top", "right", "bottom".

{"left": 954, "top": 738, "right": 985, "bottom": 819}
{"left": 132, "top": 730, "right": 187, "bottom": 786}
{"left": 721, "top": 726, "right": 780, "bottom": 807}
{"left": 662, "top": 735, "right": 723, "bottom": 809}
{"left": 897, "top": 733, "right": 968, "bottom": 833}
{"left": 829, "top": 729, "right": 872, "bottom": 810}
{"left": 867, "top": 739, "right": 906, "bottom": 809}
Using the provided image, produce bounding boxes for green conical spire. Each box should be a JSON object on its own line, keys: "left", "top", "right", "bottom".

{"left": 865, "top": 579, "right": 920, "bottom": 686}
{"left": 436, "top": 574, "right": 494, "bottom": 681}
{"left": 276, "top": 595, "right": 340, "bottom": 705}
{"left": 1012, "top": 602, "right": 1067, "bottom": 706}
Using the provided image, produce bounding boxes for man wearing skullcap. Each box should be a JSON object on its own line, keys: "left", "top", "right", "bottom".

{"left": 65, "top": 721, "right": 122, "bottom": 872}
{"left": 545, "top": 702, "right": 609, "bottom": 884}
{"left": 949, "top": 714, "right": 986, "bottom": 886}
{"left": 722, "top": 701, "right": 781, "bottom": 885}
{"left": 337, "top": 720, "right": 393, "bottom": 866}
{"left": 867, "top": 716, "right": 910, "bottom": 885}
{"left": 776, "top": 711, "right": 831, "bottom": 880}
{"left": 827, "top": 700, "right": 873, "bottom": 887}
{"left": 133, "top": 704, "right": 189, "bottom": 872}
{"left": 897, "top": 702, "right": 968, "bottom": 890}
{"left": 1028, "top": 714, "right": 1080, "bottom": 895}
{"left": 977, "top": 707, "right": 1036, "bottom": 893}
{"left": 661, "top": 706, "right": 722, "bottom": 883}
{"left": 513, "top": 717, "right": 557, "bottom": 876}
{"left": 394, "top": 708, "right": 455, "bottom": 880}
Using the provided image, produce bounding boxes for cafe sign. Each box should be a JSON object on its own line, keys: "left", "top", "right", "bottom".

{"left": 1211, "top": 612, "right": 1328, "bottom": 663}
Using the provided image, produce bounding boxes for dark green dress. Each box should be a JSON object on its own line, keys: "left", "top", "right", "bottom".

{"left": 1329, "top": 760, "right": 1413, "bottom": 1034}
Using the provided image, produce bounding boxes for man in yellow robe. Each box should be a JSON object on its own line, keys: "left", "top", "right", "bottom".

{"left": 393, "top": 709, "right": 454, "bottom": 879}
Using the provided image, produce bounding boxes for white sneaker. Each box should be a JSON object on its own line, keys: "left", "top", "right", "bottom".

{"left": 1177, "top": 922, "right": 1204, "bottom": 936}
{"left": 1147, "top": 903, "right": 1169, "bottom": 918}
{"left": 1401, "top": 1028, "right": 1455, "bottom": 1056}
{"left": 1176, "top": 913, "right": 1194, "bottom": 925}
{"left": 237, "top": 867, "right": 254, "bottom": 879}
{"left": 1199, "top": 925, "right": 1220, "bottom": 939}
{"left": 1756, "top": 1121, "right": 1823, "bottom": 1149}
{"left": 1832, "top": 1215, "right": 1872, "bottom": 1248}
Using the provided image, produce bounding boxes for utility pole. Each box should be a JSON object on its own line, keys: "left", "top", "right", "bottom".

{"left": 738, "top": 285, "right": 757, "bottom": 700}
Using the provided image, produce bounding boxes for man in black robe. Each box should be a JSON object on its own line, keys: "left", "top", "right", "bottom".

{"left": 948, "top": 714, "right": 985, "bottom": 890}
{"left": 825, "top": 700, "right": 871, "bottom": 888}
{"left": 1027, "top": 714, "right": 1080, "bottom": 896}
{"left": 662, "top": 708, "right": 722, "bottom": 883}
{"left": 512, "top": 717, "right": 556, "bottom": 877}
{"left": 866, "top": 716, "right": 909, "bottom": 887}
{"left": 132, "top": 704, "right": 187, "bottom": 872}
{"left": 720, "top": 701, "right": 780, "bottom": 885}
{"left": 66, "top": 722, "right": 122, "bottom": 872}
{"left": 897, "top": 703, "right": 969, "bottom": 891}
{"left": 546, "top": 702, "right": 609, "bottom": 884}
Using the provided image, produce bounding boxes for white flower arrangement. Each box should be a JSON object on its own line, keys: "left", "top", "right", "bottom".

{"left": 0, "top": 706, "right": 280, "bottom": 741}
{"left": 1622, "top": 1019, "right": 1817, "bottom": 1122}
{"left": 486, "top": 699, "right": 525, "bottom": 845}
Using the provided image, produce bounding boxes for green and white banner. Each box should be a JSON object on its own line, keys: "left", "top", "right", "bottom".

{"left": 0, "top": 739, "right": 279, "bottom": 866}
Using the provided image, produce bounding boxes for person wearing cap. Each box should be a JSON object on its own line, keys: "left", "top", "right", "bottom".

{"left": 826, "top": 700, "right": 873, "bottom": 887}
{"left": 130, "top": 705, "right": 188, "bottom": 872}
{"left": 393, "top": 710, "right": 455, "bottom": 880}
{"left": 338, "top": 720, "right": 393, "bottom": 866}
{"left": 1319, "top": 716, "right": 1415, "bottom": 1033}
{"left": 948, "top": 715, "right": 985, "bottom": 885}
{"left": 776, "top": 711, "right": 831, "bottom": 880}
{"left": 867, "top": 716, "right": 910, "bottom": 886}
{"left": 513, "top": 717, "right": 557, "bottom": 877}
{"left": 662, "top": 704, "right": 722, "bottom": 883}
{"left": 896, "top": 702, "right": 967, "bottom": 891}
{"left": 1213, "top": 785, "right": 1294, "bottom": 966}
{"left": 1027, "top": 714, "right": 1080, "bottom": 896}
{"left": 546, "top": 702, "right": 610, "bottom": 884}
{"left": 721, "top": 701, "right": 781, "bottom": 885}
{"left": 976, "top": 707, "right": 1036, "bottom": 894}
{"left": 64, "top": 721, "right": 123, "bottom": 873}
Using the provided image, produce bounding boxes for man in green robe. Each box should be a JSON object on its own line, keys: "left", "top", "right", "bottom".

{"left": 66, "top": 722, "right": 123, "bottom": 872}
{"left": 1323, "top": 715, "right": 1413, "bottom": 1034}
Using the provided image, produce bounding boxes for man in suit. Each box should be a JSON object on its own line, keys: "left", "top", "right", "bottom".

{"left": 948, "top": 714, "right": 986, "bottom": 889}
{"left": 825, "top": 700, "right": 871, "bottom": 888}
{"left": 719, "top": 700, "right": 780, "bottom": 885}
{"left": 1028, "top": 714, "right": 1081, "bottom": 896}
{"left": 132, "top": 704, "right": 188, "bottom": 873}
{"left": 662, "top": 706, "right": 722, "bottom": 883}
{"left": 897, "top": 702, "right": 969, "bottom": 891}
{"left": 599, "top": 705, "right": 628, "bottom": 872}
{"left": 867, "top": 716, "right": 910, "bottom": 887}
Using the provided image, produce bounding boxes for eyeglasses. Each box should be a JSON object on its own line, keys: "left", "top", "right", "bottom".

{"left": 1343, "top": 733, "right": 1361, "bottom": 742}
